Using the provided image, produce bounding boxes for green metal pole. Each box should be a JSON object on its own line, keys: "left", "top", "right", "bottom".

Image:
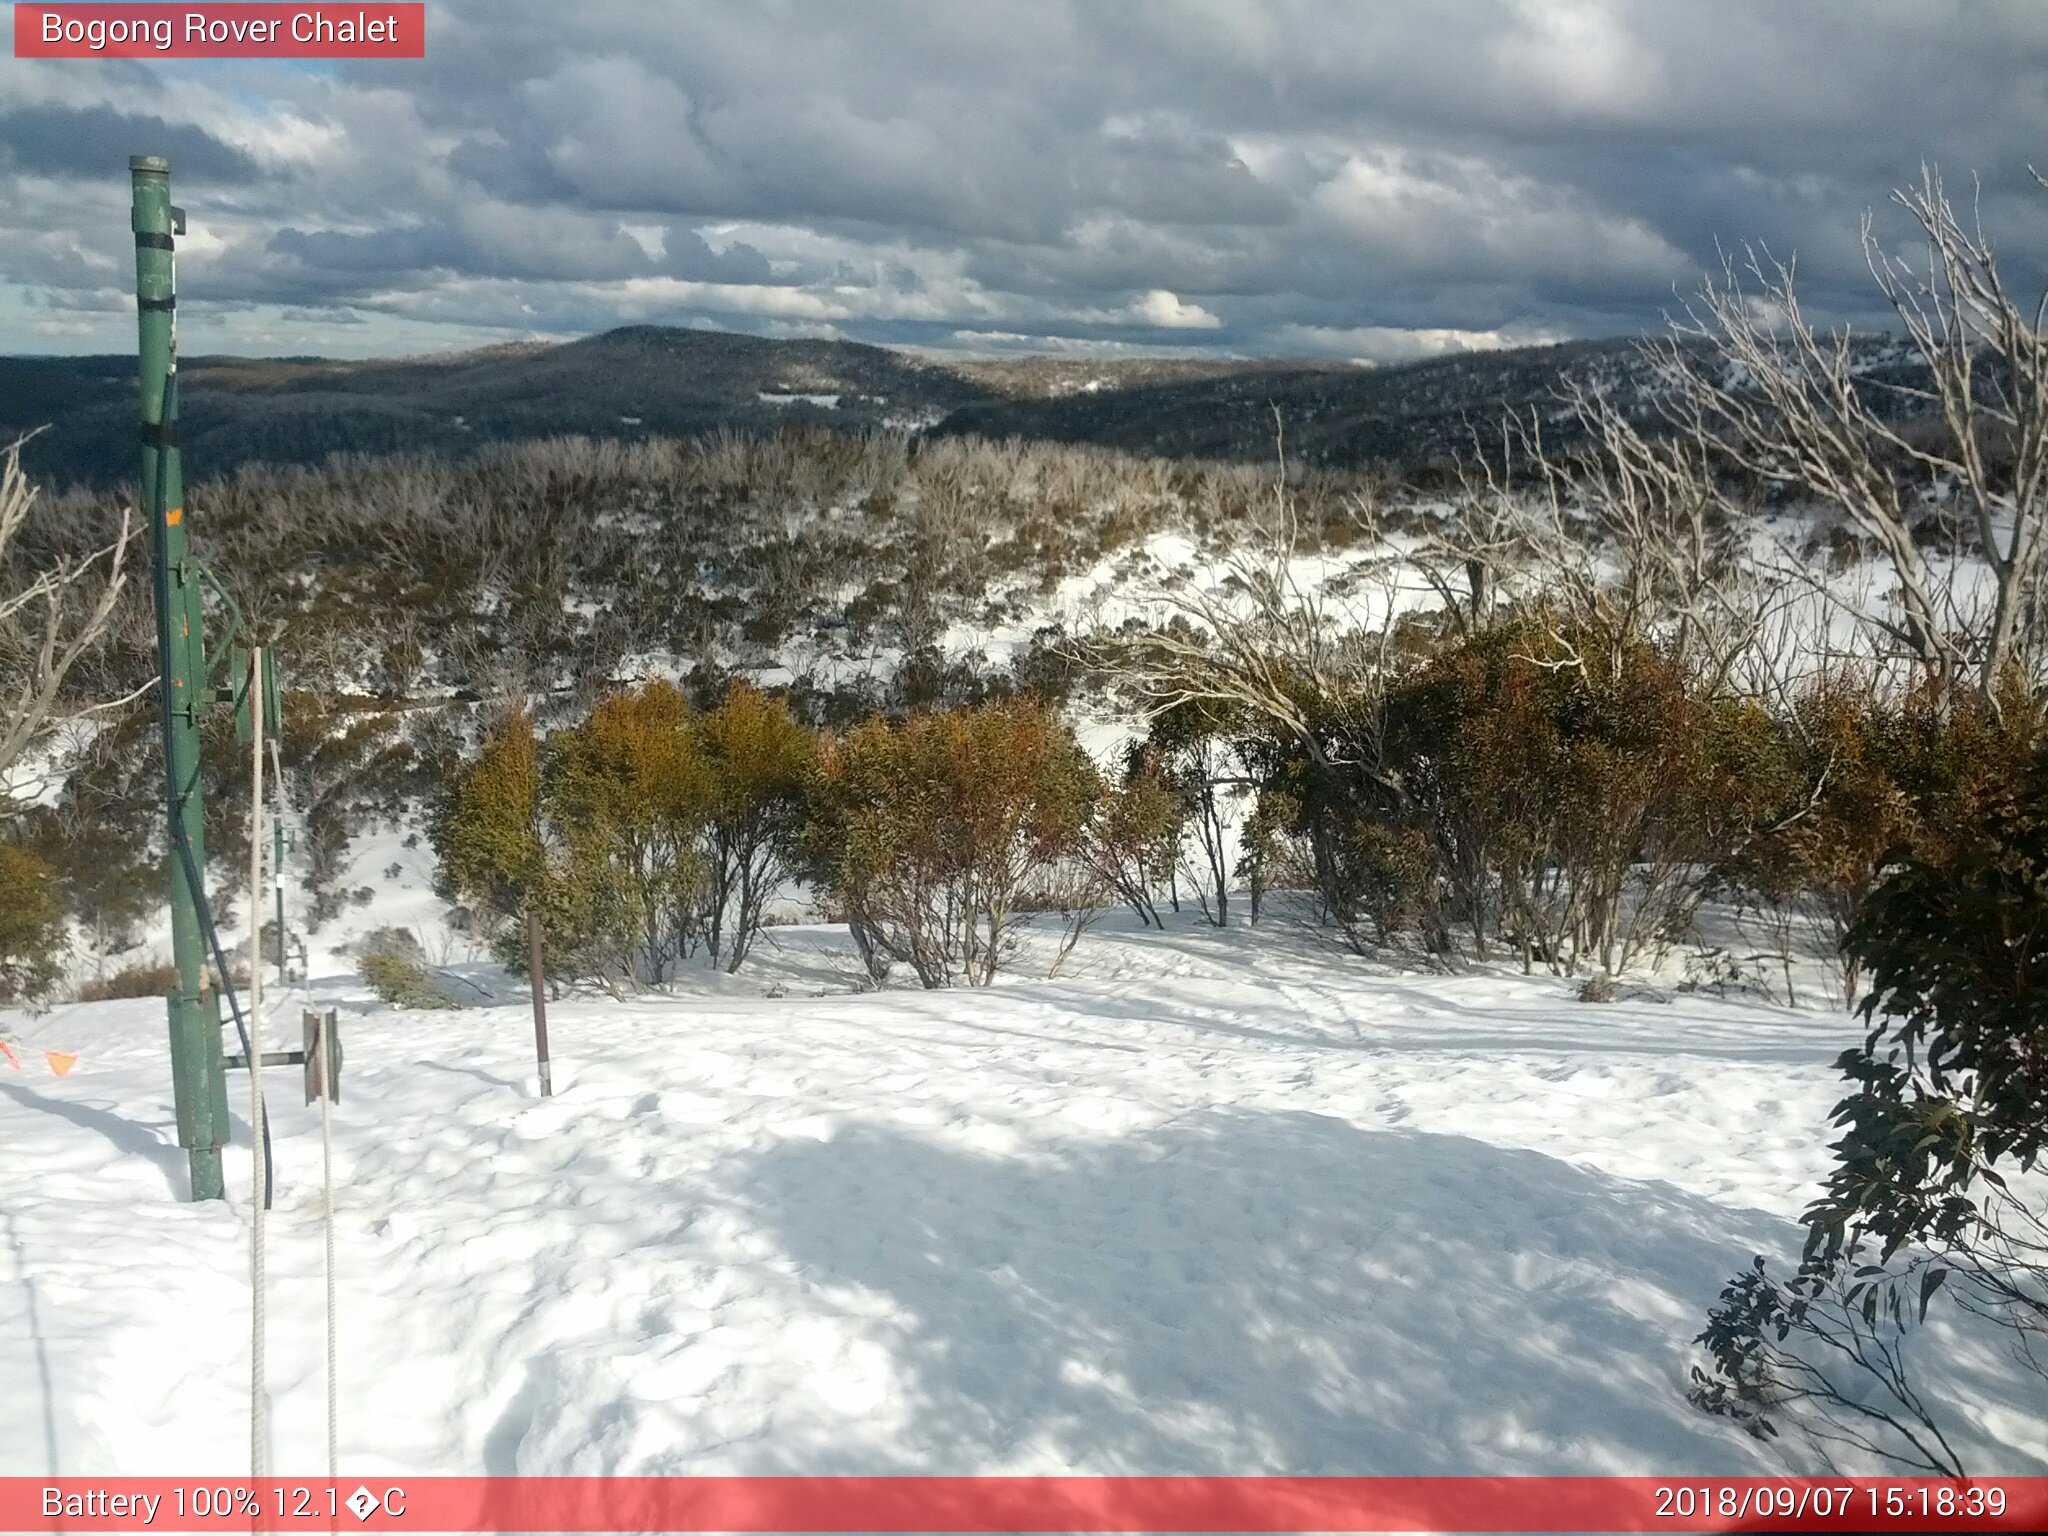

{"left": 133, "top": 155, "right": 227, "bottom": 1202}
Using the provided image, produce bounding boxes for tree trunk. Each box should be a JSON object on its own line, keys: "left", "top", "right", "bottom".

{"left": 526, "top": 906, "right": 553, "bottom": 1097}
{"left": 1201, "top": 789, "right": 1228, "bottom": 926}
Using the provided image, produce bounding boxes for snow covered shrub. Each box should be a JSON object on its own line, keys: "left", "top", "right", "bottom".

{"left": 1228, "top": 690, "right": 1442, "bottom": 955}
{"left": 440, "top": 683, "right": 821, "bottom": 992}
{"left": 1231, "top": 612, "right": 1765, "bottom": 970}
{"left": 0, "top": 845, "right": 67, "bottom": 1002}
{"left": 1390, "top": 615, "right": 1771, "bottom": 975}
{"left": 1010, "top": 623, "right": 1082, "bottom": 705}
{"left": 437, "top": 707, "right": 548, "bottom": 920}
{"left": 10, "top": 705, "right": 162, "bottom": 958}
{"left": 542, "top": 680, "right": 816, "bottom": 982}
{"left": 1690, "top": 743, "right": 2048, "bottom": 1474}
{"left": 896, "top": 645, "right": 1014, "bottom": 712}
{"left": 277, "top": 696, "right": 422, "bottom": 930}
{"left": 1233, "top": 789, "right": 1306, "bottom": 926}
{"left": 806, "top": 698, "right": 1099, "bottom": 986}
{"left": 359, "top": 925, "right": 425, "bottom": 962}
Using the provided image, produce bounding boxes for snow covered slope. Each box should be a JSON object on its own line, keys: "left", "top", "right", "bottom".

{"left": 3, "top": 918, "right": 2042, "bottom": 1478}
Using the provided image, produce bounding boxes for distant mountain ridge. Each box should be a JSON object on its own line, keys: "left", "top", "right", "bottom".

{"left": 0, "top": 324, "right": 1661, "bottom": 488}
{"left": 0, "top": 327, "right": 983, "bottom": 488}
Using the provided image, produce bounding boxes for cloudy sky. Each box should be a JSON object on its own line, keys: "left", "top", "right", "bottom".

{"left": 3, "top": 0, "right": 2046, "bottom": 361}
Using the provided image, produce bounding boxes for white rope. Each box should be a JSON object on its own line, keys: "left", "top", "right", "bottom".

{"left": 319, "top": 1010, "right": 337, "bottom": 1478}
{"left": 247, "top": 647, "right": 269, "bottom": 1479}
{"left": 270, "top": 720, "right": 335, "bottom": 1476}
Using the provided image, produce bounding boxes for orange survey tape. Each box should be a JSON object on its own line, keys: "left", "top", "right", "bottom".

{"left": 0, "top": 1043, "right": 75, "bottom": 1075}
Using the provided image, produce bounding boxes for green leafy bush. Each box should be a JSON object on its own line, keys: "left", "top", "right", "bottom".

{"left": 358, "top": 950, "right": 460, "bottom": 1010}
{"left": 1234, "top": 610, "right": 1773, "bottom": 971}
{"left": 356, "top": 927, "right": 461, "bottom": 1009}
{"left": 77, "top": 960, "right": 181, "bottom": 1002}
{"left": 806, "top": 698, "right": 1099, "bottom": 986}
{"left": 0, "top": 847, "right": 68, "bottom": 1003}
{"left": 1689, "top": 740, "right": 2048, "bottom": 1474}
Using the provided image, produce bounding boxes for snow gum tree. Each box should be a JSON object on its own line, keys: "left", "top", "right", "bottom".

{"left": 1148, "top": 699, "right": 1246, "bottom": 927}
{"left": 1083, "top": 743, "right": 1182, "bottom": 928}
{"left": 431, "top": 705, "right": 582, "bottom": 987}
{"left": 697, "top": 681, "right": 816, "bottom": 972}
{"left": 545, "top": 682, "right": 714, "bottom": 986}
{"left": 0, "top": 437, "right": 133, "bottom": 805}
{"left": 1661, "top": 169, "right": 2048, "bottom": 706}
{"left": 807, "top": 698, "right": 1099, "bottom": 987}
{"left": 1, "top": 437, "right": 131, "bottom": 1001}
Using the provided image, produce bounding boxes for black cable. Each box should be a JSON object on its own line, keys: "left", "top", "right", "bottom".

{"left": 172, "top": 830, "right": 274, "bottom": 1211}
{"left": 147, "top": 365, "right": 274, "bottom": 1209}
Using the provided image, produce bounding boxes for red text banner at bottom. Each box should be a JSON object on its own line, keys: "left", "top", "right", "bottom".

{"left": 3, "top": 1477, "right": 2043, "bottom": 1534}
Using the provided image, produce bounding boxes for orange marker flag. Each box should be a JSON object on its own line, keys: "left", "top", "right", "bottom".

{"left": 0, "top": 1041, "right": 19, "bottom": 1070}
{"left": 45, "top": 1051, "right": 77, "bottom": 1078}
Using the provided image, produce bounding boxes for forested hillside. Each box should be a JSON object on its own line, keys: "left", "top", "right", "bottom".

{"left": 1, "top": 327, "right": 1689, "bottom": 489}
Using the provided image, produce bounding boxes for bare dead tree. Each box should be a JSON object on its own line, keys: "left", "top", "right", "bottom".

{"left": 1094, "top": 419, "right": 1427, "bottom": 954}
{"left": 1656, "top": 167, "right": 2048, "bottom": 707}
{"left": 1432, "top": 387, "right": 1783, "bottom": 699}
{"left": 0, "top": 437, "right": 136, "bottom": 812}
{"left": 1107, "top": 414, "right": 1409, "bottom": 777}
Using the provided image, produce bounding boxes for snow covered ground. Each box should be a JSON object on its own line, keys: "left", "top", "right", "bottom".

{"left": 4, "top": 915, "right": 2044, "bottom": 1479}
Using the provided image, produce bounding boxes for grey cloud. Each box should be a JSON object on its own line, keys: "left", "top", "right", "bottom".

{"left": 4, "top": 1, "right": 2048, "bottom": 360}
{"left": 270, "top": 206, "right": 655, "bottom": 284}
{"left": 267, "top": 211, "right": 776, "bottom": 290}
{"left": 661, "top": 230, "right": 776, "bottom": 284}
{"left": 0, "top": 105, "right": 261, "bottom": 183}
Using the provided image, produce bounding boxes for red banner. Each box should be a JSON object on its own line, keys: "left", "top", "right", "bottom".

{"left": 1, "top": 1477, "right": 2043, "bottom": 1533}
{"left": 12, "top": 5, "right": 424, "bottom": 58}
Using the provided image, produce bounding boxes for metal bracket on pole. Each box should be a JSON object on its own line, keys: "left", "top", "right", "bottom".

{"left": 305, "top": 1011, "right": 341, "bottom": 1105}
{"left": 228, "top": 1012, "right": 339, "bottom": 1108}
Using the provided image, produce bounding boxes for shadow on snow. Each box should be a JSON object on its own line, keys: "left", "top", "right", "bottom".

{"left": 715, "top": 1108, "right": 1796, "bottom": 1474}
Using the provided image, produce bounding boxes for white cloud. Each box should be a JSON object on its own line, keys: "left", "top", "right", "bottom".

{"left": 1271, "top": 320, "right": 1563, "bottom": 363}
{"left": 1307, "top": 150, "right": 1686, "bottom": 288}
{"left": 1492, "top": 0, "right": 1665, "bottom": 122}
{"left": 1132, "top": 288, "right": 1221, "bottom": 328}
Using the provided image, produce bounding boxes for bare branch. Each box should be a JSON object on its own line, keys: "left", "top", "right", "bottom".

{"left": 0, "top": 436, "right": 136, "bottom": 812}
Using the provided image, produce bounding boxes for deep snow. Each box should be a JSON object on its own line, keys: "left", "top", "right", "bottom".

{"left": 3, "top": 915, "right": 2044, "bottom": 1479}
